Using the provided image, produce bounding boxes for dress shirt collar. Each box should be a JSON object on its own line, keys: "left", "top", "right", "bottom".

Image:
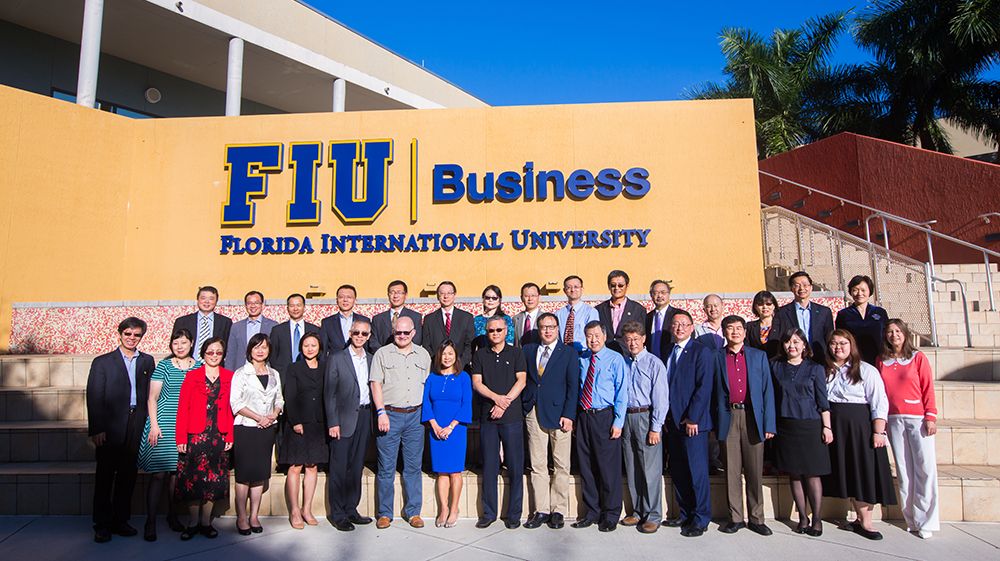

{"left": 290, "top": 318, "right": 305, "bottom": 330}
{"left": 674, "top": 337, "right": 692, "bottom": 352}
{"left": 795, "top": 301, "right": 811, "bottom": 311}
{"left": 198, "top": 311, "right": 214, "bottom": 320}
{"left": 247, "top": 317, "right": 261, "bottom": 325}
{"left": 629, "top": 348, "right": 650, "bottom": 362}
{"left": 440, "top": 305, "right": 455, "bottom": 315}
{"left": 119, "top": 347, "right": 138, "bottom": 361}
{"left": 725, "top": 344, "right": 745, "bottom": 357}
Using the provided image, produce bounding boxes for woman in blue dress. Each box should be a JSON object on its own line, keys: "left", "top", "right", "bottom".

{"left": 422, "top": 341, "right": 472, "bottom": 528}
{"left": 473, "top": 285, "right": 515, "bottom": 353}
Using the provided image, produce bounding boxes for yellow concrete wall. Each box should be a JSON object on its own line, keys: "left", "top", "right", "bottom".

{"left": 0, "top": 86, "right": 762, "bottom": 349}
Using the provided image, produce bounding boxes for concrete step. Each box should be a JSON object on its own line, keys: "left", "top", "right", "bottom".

{"left": 0, "top": 420, "right": 93, "bottom": 462}
{"left": 0, "top": 387, "right": 86, "bottom": 422}
{"left": 0, "top": 462, "right": 996, "bottom": 522}
{"left": 919, "top": 347, "right": 1000, "bottom": 381}
{"left": 936, "top": 420, "right": 1000, "bottom": 466}
{"left": 0, "top": 355, "right": 93, "bottom": 388}
{"left": 936, "top": 381, "right": 1000, "bottom": 421}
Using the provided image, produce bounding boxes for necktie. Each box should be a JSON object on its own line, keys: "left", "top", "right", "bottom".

{"left": 668, "top": 344, "right": 681, "bottom": 376}
{"left": 292, "top": 323, "right": 301, "bottom": 363}
{"left": 391, "top": 310, "right": 399, "bottom": 330}
{"left": 653, "top": 311, "right": 663, "bottom": 357}
{"left": 538, "top": 345, "right": 550, "bottom": 376}
{"left": 563, "top": 307, "right": 575, "bottom": 345}
{"left": 523, "top": 313, "right": 531, "bottom": 336}
{"left": 581, "top": 353, "right": 596, "bottom": 409}
{"left": 445, "top": 311, "right": 452, "bottom": 337}
{"left": 198, "top": 315, "right": 211, "bottom": 351}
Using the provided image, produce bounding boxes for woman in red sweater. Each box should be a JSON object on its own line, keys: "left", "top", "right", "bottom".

{"left": 876, "top": 319, "right": 938, "bottom": 539}
{"left": 175, "top": 337, "right": 235, "bottom": 540}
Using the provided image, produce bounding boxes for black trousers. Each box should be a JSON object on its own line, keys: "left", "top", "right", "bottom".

{"left": 93, "top": 410, "right": 142, "bottom": 529}
{"left": 327, "top": 406, "right": 371, "bottom": 522}
{"left": 480, "top": 421, "right": 524, "bottom": 521}
{"left": 575, "top": 407, "right": 622, "bottom": 524}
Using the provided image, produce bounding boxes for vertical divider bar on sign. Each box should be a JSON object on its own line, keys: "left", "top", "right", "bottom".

{"left": 410, "top": 139, "right": 418, "bottom": 224}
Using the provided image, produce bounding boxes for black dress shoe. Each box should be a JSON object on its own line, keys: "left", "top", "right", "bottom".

{"left": 180, "top": 525, "right": 200, "bottom": 540}
{"left": 524, "top": 513, "right": 550, "bottom": 529}
{"left": 851, "top": 523, "right": 882, "bottom": 540}
{"left": 143, "top": 521, "right": 156, "bottom": 542}
{"left": 250, "top": 525, "right": 263, "bottom": 534}
{"left": 201, "top": 525, "right": 219, "bottom": 539}
{"left": 333, "top": 519, "right": 356, "bottom": 532}
{"left": 719, "top": 521, "right": 745, "bottom": 534}
{"left": 348, "top": 515, "right": 373, "bottom": 525}
{"left": 571, "top": 518, "right": 595, "bottom": 529}
{"left": 93, "top": 527, "right": 112, "bottom": 543}
{"left": 598, "top": 521, "right": 617, "bottom": 532}
{"left": 475, "top": 517, "right": 496, "bottom": 529}
{"left": 548, "top": 512, "right": 565, "bottom": 529}
{"left": 710, "top": 466, "right": 725, "bottom": 476}
{"left": 806, "top": 525, "right": 823, "bottom": 537}
{"left": 794, "top": 519, "right": 809, "bottom": 534}
{"left": 237, "top": 525, "right": 252, "bottom": 536}
{"left": 662, "top": 518, "right": 688, "bottom": 528}
{"left": 166, "top": 514, "right": 185, "bottom": 533}
{"left": 747, "top": 522, "right": 773, "bottom": 536}
{"left": 112, "top": 523, "right": 138, "bottom": 537}
{"left": 504, "top": 519, "right": 521, "bottom": 529}
{"left": 681, "top": 526, "right": 706, "bottom": 537}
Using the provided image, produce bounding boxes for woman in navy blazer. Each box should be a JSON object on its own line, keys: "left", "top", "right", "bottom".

{"left": 834, "top": 275, "right": 887, "bottom": 365}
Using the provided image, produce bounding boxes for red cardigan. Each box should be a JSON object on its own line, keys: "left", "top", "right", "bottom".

{"left": 175, "top": 366, "right": 236, "bottom": 444}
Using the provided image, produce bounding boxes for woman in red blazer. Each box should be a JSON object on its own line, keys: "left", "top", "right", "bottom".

{"left": 175, "top": 337, "right": 235, "bottom": 540}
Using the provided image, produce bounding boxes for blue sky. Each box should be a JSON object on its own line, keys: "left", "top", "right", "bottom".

{"left": 303, "top": 1, "right": 997, "bottom": 106}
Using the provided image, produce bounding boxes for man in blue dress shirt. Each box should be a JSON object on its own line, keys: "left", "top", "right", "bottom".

{"left": 571, "top": 321, "right": 628, "bottom": 532}
{"left": 619, "top": 321, "right": 669, "bottom": 534}
{"left": 554, "top": 275, "right": 599, "bottom": 355}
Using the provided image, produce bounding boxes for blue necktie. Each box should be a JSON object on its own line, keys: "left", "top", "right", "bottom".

{"left": 292, "top": 323, "right": 301, "bottom": 362}
{"left": 668, "top": 344, "right": 681, "bottom": 376}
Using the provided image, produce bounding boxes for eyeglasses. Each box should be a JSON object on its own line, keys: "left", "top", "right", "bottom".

{"left": 483, "top": 295, "right": 499, "bottom": 301}
{"left": 609, "top": 283, "right": 627, "bottom": 288}
{"left": 351, "top": 330, "right": 370, "bottom": 336}
{"left": 829, "top": 341, "right": 851, "bottom": 348}
{"left": 487, "top": 328, "right": 505, "bottom": 333}
{"left": 394, "top": 330, "right": 414, "bottom": 336}
{"left": 538, "top": 324, "right": 558, "bottom": 330}
{"left": 204, "top": 350, "right": 223, "bottom": 356}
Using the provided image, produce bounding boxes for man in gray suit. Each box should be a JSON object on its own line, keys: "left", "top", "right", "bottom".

{"left": 225, "top": 290, "right": 277, "bottom": 371}
{"left": 370, "top": 280, "right": 423, "bottom": 353}
{"left": 325, "top": 318, "right": 374, "bottom": 532}
{"left": 512, "top": 282, "right": 542, "bottom": 347}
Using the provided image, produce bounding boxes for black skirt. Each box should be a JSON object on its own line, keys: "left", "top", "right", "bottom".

{"left": 822, "top": 403, "right": 897, "bottom": 505}
{"left": 773, "top": 417, "right": 831, "bottom": 476}
{"left": 278, "top": 420, "right": 328, "bottom": 466}
{"left": 233, "top": 424, "right": 277, "bottom": 484}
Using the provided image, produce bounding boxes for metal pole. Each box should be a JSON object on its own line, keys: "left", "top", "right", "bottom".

{"left": 76, "top": 0, "right": 104, "bottom": 108}
{"left": 986, "top": 252, "right": 997, "bottom": 311}
{"left": 795, "top": 216, "right": 803, "bottom": 269}
{"left": 926, "top": 231, "right": 936, "bottom": 290}
{"left": 760, "top": 211, "right": 769, "bottom": 266}
{"left": 881, "top": 216, "right": 890, "bottom": 253}
{"left": 332, "top": 78, "right": 346, "bottom": 112}
{"left": 225, "top": 37, "right": 244, "bottom": 116}
{"left": 834, "top": 230, "right": 846, "bottom": 303}
{"left": 925, "top": 262, "right": 939, "bottom": 347}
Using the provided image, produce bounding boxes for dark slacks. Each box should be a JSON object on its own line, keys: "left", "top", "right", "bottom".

{"left": 481, "top": 421, "right": 524, "bottom": 521}
{"left": 93, "top": 409, "right": 142, "bottom": 529}
{"left": 575, "top": 407, "right": 623, "bottom": 524}
{"left": 666, "top": 418, "right": 711, "bottom": 529}
{"left": 327, "top": 406, "right": 372, "bottom": 522}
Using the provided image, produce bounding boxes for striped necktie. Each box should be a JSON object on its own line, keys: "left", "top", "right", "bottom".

{"left": 581, "top": 353, "right": 597, "bottom": 409}
{"left": 198, "top": 315, "right": 211, "bottom": 352}
{"left": 538, "top": 345, "right": 550, "bottom": 376}
{"left": 292, "top": 323, "right": 301, "bottom": 363}
{"left": 563, "top": 307, "right": 575, "bottom": 345}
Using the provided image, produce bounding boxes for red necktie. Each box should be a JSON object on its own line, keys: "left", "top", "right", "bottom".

{"left": 523, "top": 313, "right": 531, "bottom": 335}
{"left": 445, "top": 311, "right": 452, "bottom": 337}
{"left": 563, "top": 307, "right": 575, "bottom": 345}
{"left": 581, "top": 353, "right": 596, "bottom": 409}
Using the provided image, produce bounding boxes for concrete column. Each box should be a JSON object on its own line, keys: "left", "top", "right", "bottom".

{"left": 332, "top": 78, "right": 346, "bottom": 112}
{"left": 75, "top": 0, "right": 104, "bottom": 108}
{"left": 225, "top": 37, "right": 244, "bottom": 116}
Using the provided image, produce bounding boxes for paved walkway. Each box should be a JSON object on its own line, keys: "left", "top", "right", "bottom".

{"left": 1, "top": 516, "right": 997, "bottom": 561}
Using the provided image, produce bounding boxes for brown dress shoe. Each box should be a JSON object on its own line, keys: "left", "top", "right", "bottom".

{"left": 376, "top": 516, "right": 391, "bottom": 529}
{"left": 639, "top": 522, "right": 659, "bottom": 534}
{"left": 407, "top": 516, "right": 425, "bottom": 529}
{"left": 621, "top": 516, "right": 641, "bottom": 527}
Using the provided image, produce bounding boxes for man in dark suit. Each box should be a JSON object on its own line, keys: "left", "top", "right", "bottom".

{"left": 713, "top": 316, "right": 776, "bottom": 536}
{"left": 271, "top": 293, "right": 320, "bottom": 373}
{"left": 645, "top": 279, "right": 680, "bottom": 360}
{"left": 422, "top": 280, "right": 475, "bottom": 367}
{"left": 172, "top": 286, "right": 232, "bottom": 360}
{"left": 325, "top": 319, "right": 375, "bottom": 532}
{"left": 521, "top": 312, "right": 580, "bottom": 530}
{"left": 595, "top": 270, "right": 647, "bottom": 355}
{"left": 225, "top": 290, "right": 277, "bottom": 371}
{"left": 370, "top": 280, "right": 422, "bottom": 353}
{"left": 662, "top": 310, "right": 714, "bottom": 537}
{"left": 86, "top": 317, "right": 156, "bottom": 543}
{"left": 321, "top": 285, "right": 371, "bottom": 355}
{"left": 512, "top": 282, "right": 542, "bottom": 347}
{"left": 775, "top": 271, "right": 834, "bottom": 363}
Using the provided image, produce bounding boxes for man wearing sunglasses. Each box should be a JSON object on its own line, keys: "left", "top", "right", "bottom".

{"left": 595, "top": 270, "right": 647, "bottom": 356}
{"left": 369, "top": 316, "right": 432, "bottom": 529}
{"left": 471, "top": 317, "right": 527, "bottom": 529}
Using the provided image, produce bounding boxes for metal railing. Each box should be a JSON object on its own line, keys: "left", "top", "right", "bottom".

{"left": 760, "top": 170, "right": 998, "bottom": 313}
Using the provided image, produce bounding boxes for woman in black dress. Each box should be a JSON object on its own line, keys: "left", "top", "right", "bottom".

{"left": 746, "top": 290, "right": 783, "bottom": 359}
{"left": 770, "top": 328, "right": 833, "bottom": 537}
{"left": 174, "top": 337, "right": 234, "bottom": 540}
{"left": 280, "top": 332, "right": 326, "bottom": 529}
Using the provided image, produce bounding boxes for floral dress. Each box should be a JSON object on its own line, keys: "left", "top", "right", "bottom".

{"left": 176, "top": 375, "right": 229, "bottom": 502}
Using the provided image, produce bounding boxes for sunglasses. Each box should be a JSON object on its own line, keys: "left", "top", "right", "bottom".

{"left": 487, "top": 327, "right": 506, "bottom": 333}
{"left": 351, "top": 330, "right": 371, "bottom": 336}
{"left": 394, "top": 330, "right": 414, "bottom": 336}
{"left": 204, "top": 350, "right": 224, "bottom": 356}
{"left": 609, "top": 283, "right": 627, "bottom": 288}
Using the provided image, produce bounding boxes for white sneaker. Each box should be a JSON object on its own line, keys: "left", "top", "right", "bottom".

{"left": 917, "top": 530, "right": 933, "bottom": 539}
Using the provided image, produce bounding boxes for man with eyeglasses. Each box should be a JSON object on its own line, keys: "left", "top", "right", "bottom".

{"left": 325, "top": 319, "right": 375, "bottom": 531}
{"left": 775, "top": 271, "right": 834, "bottom": 363}
{"left": 522, "top": 312, "right": 580, "bottom": 530}
{"left": 172, "top": 286, "right": 232, "bottom": 361}
{"left": 87, "top": 317, "right": 156, "bottom": 543}
{"left": 225, "top": 290, "right": 277, "bottom": 371}
{"left": 321, "top": 284, "right": 370, "bottom": 354}
{"left": 554, "top": 275, "right": 599, "bottom": 355}
{"left": 595, "top": 270, "right": 647, "bottom": 356}
{"left": 471, "top": 317, "right": 527, "bottom": 529}
{"left": 270, "top": 294, "right": 319, "bottom": 374}
{"left": 369, "top": 316, "right": 432, "bottom": 529}
{"left": 422, "top": 280, "right": 475, "bottom": 368}
{"left": 370, "top": 280, "right": 423, "bottom": 352}
{"left": 512, "top": 282, "right": 542, "bottom": 347}
{"left": 645, "top": 279, "right": 680, "bottom": 360}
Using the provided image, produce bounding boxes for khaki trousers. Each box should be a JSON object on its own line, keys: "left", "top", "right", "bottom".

{"left": 525, "top": 409, "right": 572, "bottom": 515}
{"left": 724, "top": 408, "right": 765, "bottom": 524}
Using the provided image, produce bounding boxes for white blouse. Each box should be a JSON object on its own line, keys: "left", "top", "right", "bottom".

{"left": 230, "top": 363, "right": 285, "bottom": 427}
{"left": 826, "top": 361, "right": 888, "bottom": 420}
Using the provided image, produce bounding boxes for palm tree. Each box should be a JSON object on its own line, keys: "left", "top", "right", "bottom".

{"left": 689, "top": 11, "right": 850, "bottom": 158}
{"left": 818, "top": 0, "right": 1000, "bottom": 153}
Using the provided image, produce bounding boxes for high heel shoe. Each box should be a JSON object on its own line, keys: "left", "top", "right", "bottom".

{"left": 143, "top": 520, "right": 157, "bottom": 542}
{"left": 806, "top": 522, "right": 823, "bottom": 537}
{"left": 445, "top": 510, "right": 459, "bottom": 528}
{"left": 236, "top": 518, "right": 252, "bottom": 536}
{"left": 794, "top": 518, "right": 809, "bottom": 534}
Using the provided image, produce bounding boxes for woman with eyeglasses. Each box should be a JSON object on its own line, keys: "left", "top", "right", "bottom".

{"left": 230, "top": 333, "right": 284, "bottom": 535}
{"left": 822, "top": 329, "right": 895, "bottom": 541}
{"left": 174, "top": 337, "right": 234, "bottom": 540}
{"left": 422, "top": 341, "right": 472, "bottom": 527}
{"left": 279, "top": 332, "right": 326, "bottom": 529}
{"left": 473, "top": 285, "right": 515, "bottom": 353}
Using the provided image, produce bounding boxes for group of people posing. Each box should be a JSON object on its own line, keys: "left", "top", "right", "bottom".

{"left": 84, "top": 269, "right": 938, "bottom": 545}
